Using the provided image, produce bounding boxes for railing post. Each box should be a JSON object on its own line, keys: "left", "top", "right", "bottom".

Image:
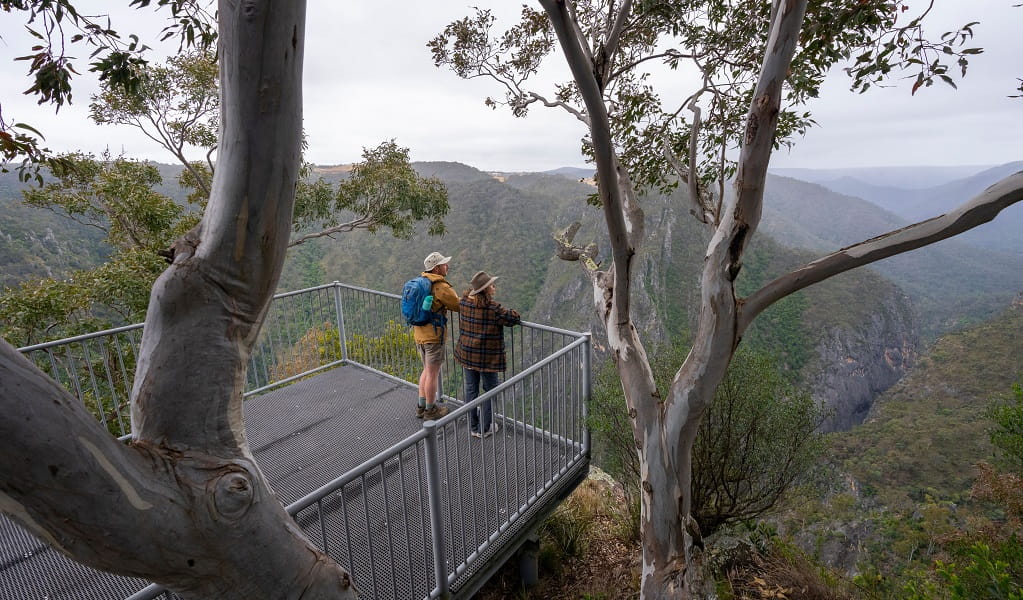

{"left": 582, "top": 332, "right": 592, "bottom": 457}
{"left": 422, "top": 420, "right": 450, "bottom": 598}
{"left": 332, "top": 281, "right": 349, "bottom": 363}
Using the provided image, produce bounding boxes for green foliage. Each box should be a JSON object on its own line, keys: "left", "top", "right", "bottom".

{"left": 90, "top": 49, "right": 219, "bottom": 193}
{"left": 0, "top": 154, "right": 193, "bottom": 344}
{"left": 347, "top": 320, "right": 420, "bottom": 383}
{"left": 270, "top": 320, "right": 419, "bottom": 385}
{"left": 590, "top": 340, "right": 827, "bottom": 537}
{"left": 692, "top": 347, "right": 828, "bottom": 535}
{"left": 931, "top": 541, "right": 1023, "bottom": 600}
{"left": 292, "top": 141, "right": 450, "bottom": 244}
{"left": 1, "top": 1, "right": 215, "bottom": 177}
{"left": 21, "top": 153, "right": 192, "bottom": 252}
{"left": 432, "top": 1, "right": 982, "bottom": 200}
{"left": 987, "top": 382, "right": 1023, "bottom": 475}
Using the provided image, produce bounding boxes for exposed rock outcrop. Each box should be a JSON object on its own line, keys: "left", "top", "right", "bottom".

{"left": 808, "top": 291, "right": 919, "bottom": 432}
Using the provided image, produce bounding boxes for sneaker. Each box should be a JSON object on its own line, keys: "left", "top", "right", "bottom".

{"left": 416, "top": 405, "right": 426, "bottom": 419}
{"left": 480, "top": 422, "right": 500, "bottom": 438}
{"left": 422, "top": 404, "right": 449, "bottom": 420}
{"left": 470, "top": 429, "right": 482, "bottom": 439}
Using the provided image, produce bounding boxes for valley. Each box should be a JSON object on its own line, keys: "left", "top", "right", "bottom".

{"left": 1, "top": 159, "right": 1021, "bottom": 594}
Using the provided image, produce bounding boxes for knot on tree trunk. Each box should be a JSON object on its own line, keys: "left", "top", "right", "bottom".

{"left": 211, "top": 471, "right": 255, "bottom": 521}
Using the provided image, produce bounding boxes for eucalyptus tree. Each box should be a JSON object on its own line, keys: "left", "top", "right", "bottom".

{"left": 0, "top": 1, "right": 359, "bottom": 597}
{"left": 90, "top": 50, "right": 220, "bottom": 198}
{"left": 0, "top": 0, "right": 216, "bottom": 180}
{"left": 0, "top": 138, "right": 449, "bottom": 345}
{"left": 85, "top": 51, "right": 450, "bottom": 242}
{"left": 432, "top": 1, "right": 1023, "bottom": 596}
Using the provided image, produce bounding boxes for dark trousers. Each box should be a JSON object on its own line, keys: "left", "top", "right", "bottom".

{"left": 463, "top": 368, "right": 499, "bottom": 433}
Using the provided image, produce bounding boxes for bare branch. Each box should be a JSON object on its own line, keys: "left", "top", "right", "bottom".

{"left": 528, "top": 91, "right": 590, "bottom": 124}
{"left": 288, "top": 217, "right": 373, "bottom": 247}
{"left": 738, "top": 171, "right": 1023, "bottom": 335}
{"left": 608, "top": 49, "right": 699, "bottom": 83}
{"left": 553, "top": 221, "right": 600, "bottom": 268}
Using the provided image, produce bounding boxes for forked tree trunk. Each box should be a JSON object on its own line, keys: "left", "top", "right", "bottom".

{"left": 0, "top": 2, "right": 358, "bottom": 598}
{"left": 545, "top": 0, "right": 1014, "bottom": 598}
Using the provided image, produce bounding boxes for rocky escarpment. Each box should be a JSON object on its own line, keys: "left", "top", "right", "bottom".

{"left": 529, "top": 185, "right": 920, "bottom": 431}
{"left": 807, "top": 290, "right": 919, "bottom": 432}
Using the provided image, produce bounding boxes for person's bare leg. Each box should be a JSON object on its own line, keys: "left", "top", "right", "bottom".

{"left": 421, "top": 360, "right": 441, "bottom": 404}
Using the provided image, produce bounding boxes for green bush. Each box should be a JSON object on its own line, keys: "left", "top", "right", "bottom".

{"left": 589, "top": 341, "right": 828, "bottom": 538}
{"left": 988, "top": 382, "right": 1023, "bottom": 475}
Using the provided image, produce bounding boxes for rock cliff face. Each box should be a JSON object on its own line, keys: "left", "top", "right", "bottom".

{"left": 807, "top": 291, "right": 919, "bottom": 432}
{"left": 528, "top": 185, "right": 920, "bottom": 432}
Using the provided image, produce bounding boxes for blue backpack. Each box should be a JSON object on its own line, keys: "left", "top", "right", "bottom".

{"left": 401, "top": 276, "right": 447, "bottom": 328}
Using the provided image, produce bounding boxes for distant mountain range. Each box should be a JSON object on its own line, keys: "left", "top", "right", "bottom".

{"left": 769, "top": 164, "right": 996, "bottom": 189}
{"left": 2, "top": 159, "right": 1021, "bottom": 431}
{"left": 770, "top": 162, "right": 1023, "bottom": 257}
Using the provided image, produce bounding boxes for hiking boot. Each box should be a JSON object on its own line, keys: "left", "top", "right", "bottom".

{"left": 416, "top": 405, "right": 426, "bottom": 419}
{"left": 422, "top": 404, "right": 449, "bottom": 420}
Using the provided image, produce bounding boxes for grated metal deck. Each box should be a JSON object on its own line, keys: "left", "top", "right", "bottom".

{"left": 1, "top": 364, "right": 587, "bottom": 600}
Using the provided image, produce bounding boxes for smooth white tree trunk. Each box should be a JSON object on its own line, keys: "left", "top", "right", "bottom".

{"left": 544, "top": 1, "right": 1023, "bottom": 598}
{"left": 0, "top": 2, "right": 358, "bottom": 598}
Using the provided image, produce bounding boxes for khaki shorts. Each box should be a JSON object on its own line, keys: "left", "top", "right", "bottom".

{"left": 417, "top": 343, "right": 445, "bottom": 366}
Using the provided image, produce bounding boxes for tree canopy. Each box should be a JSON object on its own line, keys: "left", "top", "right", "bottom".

{"left": 435, "top": 1, "right": 1023, "bottom": 596}
{"left": 0, "top": 0, "right": 217, "bottom": 180}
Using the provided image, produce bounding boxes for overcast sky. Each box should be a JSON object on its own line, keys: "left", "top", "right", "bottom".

{"left": 1, "top": 1, "right": 1019, "bottom": 173}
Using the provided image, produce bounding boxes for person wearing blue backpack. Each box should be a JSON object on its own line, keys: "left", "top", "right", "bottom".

{"left": 408, "top": 251, "right": 459, "bottom": 420}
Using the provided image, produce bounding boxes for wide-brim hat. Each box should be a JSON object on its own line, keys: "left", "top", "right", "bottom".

{"left": 469, "top": 270, "right": 499, "bottom": 295}
{"left": 423, "top": 251, "right": 452, "bottom": 271}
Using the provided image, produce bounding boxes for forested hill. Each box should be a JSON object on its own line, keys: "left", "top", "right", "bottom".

{"left": 760, "top": 172, "right": 1023, "bottom": 340}
{"left": 832, "top": 292, "right": 1023, "bottom": 510}
{"left": 0, "top": 174, "right": 108, "bottom": 287}
{"left": 2, "top": 161, "right": 1020, "bottom": 431}
{"left": 775, "top": 161, "right": 1023, "bottom": 257}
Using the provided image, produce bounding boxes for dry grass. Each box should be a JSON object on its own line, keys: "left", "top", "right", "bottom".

{"left": 475, "top": 476, "right": 641, "bottom": 600}
{"left": 723, "top": 548, "right": 858, "bottom": 600}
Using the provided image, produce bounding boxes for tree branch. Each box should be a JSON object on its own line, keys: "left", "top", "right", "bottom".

{"left": 541, "top": 0, "right": 634, "bottom": 326}
{"left": 738, "top": 170, "right": 1023, "bottom": 335}
{"left": 288, "top": 216, "right": 373, "bottom": 247}
{"left": 130, "top": 0, "right": 306, "bottom": 455}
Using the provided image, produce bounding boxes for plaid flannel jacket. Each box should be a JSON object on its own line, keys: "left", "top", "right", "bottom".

{"left": 453, "top": 296, "right": 521, "bottom": 372}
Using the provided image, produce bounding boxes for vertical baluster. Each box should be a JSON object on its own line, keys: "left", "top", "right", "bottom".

{"left": 397, "top": 451, "right": 416, "bottom": 596}
{"left": 422, "top": 421, "right": 449, "bottom": 598}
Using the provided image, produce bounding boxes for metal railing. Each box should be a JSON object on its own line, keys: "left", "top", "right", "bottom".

{"left": 14, "top": 282, "right": 591, "bottom": 600}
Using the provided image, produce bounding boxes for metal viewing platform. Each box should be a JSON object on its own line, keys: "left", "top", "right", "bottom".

{"left": 2, "top": 282, "right": 591, "bottom": 600}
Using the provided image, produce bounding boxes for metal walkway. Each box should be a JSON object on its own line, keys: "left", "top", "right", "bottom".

{"left": 2, "top": 283, "right": 591, "bottom": 600}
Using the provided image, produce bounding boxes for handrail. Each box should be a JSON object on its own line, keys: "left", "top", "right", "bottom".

{"left": 17, "top": 322, "right": 145, "bottom": 353}
{"left": 15, "top": 281, "right": 591, "bottom": 600}
{"left": 285, "top": 335, "right": 588, "bottom": 513}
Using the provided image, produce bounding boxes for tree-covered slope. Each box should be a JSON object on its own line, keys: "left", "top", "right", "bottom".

{"left": 832, "top": 293, "right": 1023, "bottom": 508}
{"left": 0, "top": 172, "right": 109, "bottom": 288}
{"left": 761, "top": 173, "right": 1023, "bottom": 340}
{"left": 800, "top": 162, "right": 1023, "bottom": 258}
{"left": 314, "top": 164, "right": 590, "bottom": 315}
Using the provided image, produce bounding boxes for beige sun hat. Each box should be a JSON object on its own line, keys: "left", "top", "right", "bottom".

{"left": 423, "top": 251, "right": 452, "bottom": 271}
{"left": 469, "top": 270, "right": 499, "bottom": 295}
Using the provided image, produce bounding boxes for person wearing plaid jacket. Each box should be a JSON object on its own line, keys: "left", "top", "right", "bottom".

{"left": 454, "top": 270, "right": 521, "bottom": 438}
